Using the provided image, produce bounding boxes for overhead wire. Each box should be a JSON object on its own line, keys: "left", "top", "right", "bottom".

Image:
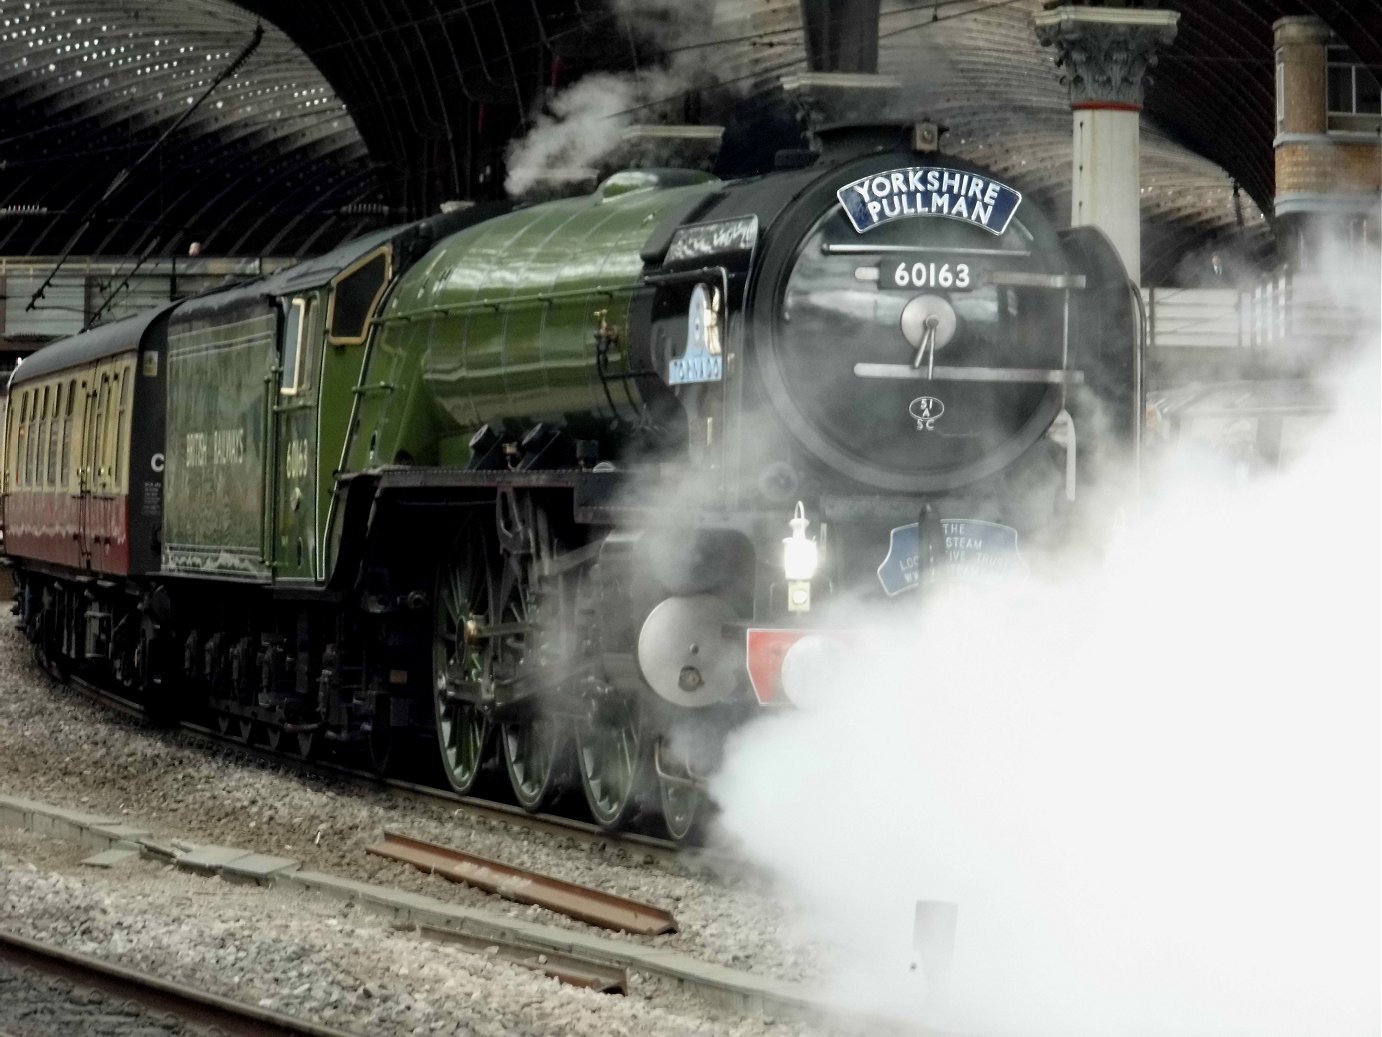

{"left": 25, "top": 23, "right": 264, "bottom": 311}
{"left": 1, "top": 0, "right": 1321, "bottom": 262}
{"left": 0, "top": 0, "right": 1033, "bottom": 187}
{"left": 258, "top": 0, "right": 1028, "bottom": 130}
{"left": 6, "top": 0, "right": 1032, "bottom": 261}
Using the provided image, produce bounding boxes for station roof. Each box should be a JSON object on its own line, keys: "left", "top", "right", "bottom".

{"left": 0, "top": 0, "right": 1376, "bottom": 282}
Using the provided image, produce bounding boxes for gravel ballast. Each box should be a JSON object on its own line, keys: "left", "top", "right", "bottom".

{"left": 0, "top": 619, "right": 851, "bottom": 1036}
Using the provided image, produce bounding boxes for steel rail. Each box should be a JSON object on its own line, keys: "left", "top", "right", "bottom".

{"left": 0, "top": 927, "right": 361, "bottom": 1037}
{"left": 65, "top": 676, "right": 145, "bottom": 721}
{"left": 379, "top": 776, "right": 696, "bottom": 867}
{"left": 417, "top": 924, "right": 628, "bottom": 993}
{"left": 366, "top": 831, "right": 679, "bottom": 935}
{"left": 61, "top": 673, "right": 725, "bottom": 873}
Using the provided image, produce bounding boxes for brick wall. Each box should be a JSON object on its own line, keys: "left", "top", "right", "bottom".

{"left": 1276, "top": 22, "right": 1328, "bottom": 135}
{"left": 1273, "top": 17, "right": 1381, "bottom": 206}
{"left": 1277, "top": 141, "right": 1382, "bottom": 196}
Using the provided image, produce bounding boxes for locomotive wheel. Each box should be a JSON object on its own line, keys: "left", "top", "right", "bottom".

{"left": 111, "top": 623, "right": 138, "bottom": 692}
{"left": 659, "top": 781, "right": 703, "bottom": 843}
{"left": 138, "top": 619, "right": 178, "bottom": 725}
{"left": 213, "top": 712, "right": 256, "bottom": 746}
{"left": 33, "top": 588, "right": 68, "bottom": 682}
{"left": 433, "top": 525, "right": 494, "bottom": 795}
{"left": 656, "top": 740, "right": 705, "bottom": 843}
{"left": 366, "top": 715, "right": 393, "bottom": 776}
{"left": 265, "top": 726, "right": 317, "bottom": 760}
{"left": 491, "top": 496, "right": 574, "bottom": 813}
{"left": 35, "top": 643, "right": 69, "bottom": 682}
{"left": 183, "top": 630, "right": 203, "bottom": 689}
{"left": 576, "top": 692, "right": 648, "bottom": 831}
{"left": 501, "top": 711, "right": 566, "bottom": 812}
{"left": 295, "top": 730, "right": 317, "bottom": 759}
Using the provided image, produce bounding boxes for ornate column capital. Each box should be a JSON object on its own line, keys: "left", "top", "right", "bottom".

{"left": 1034, "top": 6, "right": 1180, "bottom": 109}
{"left": 1273, "top": 16, "right": 1331, "bottom": 48}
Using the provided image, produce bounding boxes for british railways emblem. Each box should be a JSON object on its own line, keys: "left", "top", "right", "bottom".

{"left": 908, "top": 396, "right": 945, "bottom": 431}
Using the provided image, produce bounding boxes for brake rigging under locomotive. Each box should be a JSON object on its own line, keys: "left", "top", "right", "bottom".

{"left": 2, "top": 123, "right": 1139, "bottom": 840}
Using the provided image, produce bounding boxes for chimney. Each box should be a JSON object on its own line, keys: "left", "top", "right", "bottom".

{"left": 608, "top": 124, "right": 724, "bottom": 173}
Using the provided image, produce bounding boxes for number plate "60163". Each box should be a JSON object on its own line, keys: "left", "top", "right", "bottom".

{"left": 885, "top": 259, "right": 974, "bottom": 291}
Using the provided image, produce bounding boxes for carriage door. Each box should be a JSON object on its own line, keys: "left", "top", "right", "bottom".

{"left": 272, "top": 295, "right": 322, "bottom": 580}
{"left": 75, "top": 366, "right": 111, "bottom": 569}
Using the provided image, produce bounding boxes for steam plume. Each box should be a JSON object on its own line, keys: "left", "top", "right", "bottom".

{"left": 504, "top": 69, "right": 692, "bottom": 197}
{"left": 710, "top": 263, "right": 1381, "bottom": 1033}
{"left": 503, "top": 0, "right": 722, "bottom": 197}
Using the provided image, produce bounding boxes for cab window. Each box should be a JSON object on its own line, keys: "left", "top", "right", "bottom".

{"left": 281, "top": 298, "right": 309, "bottom": 394}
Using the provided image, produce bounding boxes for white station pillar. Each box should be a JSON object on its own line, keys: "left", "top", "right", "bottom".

{"left": 1035, "top": 5, "right": 1179, "bottom": 286}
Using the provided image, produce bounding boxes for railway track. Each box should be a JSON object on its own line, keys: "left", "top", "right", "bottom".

{"left": 0, "top": 927, "right": 360, "bottom": 1037}
{"left": 59, "top": 669, "right": 712, "bottom": 871}
{"left": 0, "top": 796, "right": 858, "bottom": 1032}
{"left": 366, "top": 830, "right": 679, "bottom": 934}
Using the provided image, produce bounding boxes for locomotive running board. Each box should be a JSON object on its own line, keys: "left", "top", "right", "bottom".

{"left": 853, "top": 362, "right": 1085, "bottom": 384}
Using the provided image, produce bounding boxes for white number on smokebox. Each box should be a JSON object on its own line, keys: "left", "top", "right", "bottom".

{"left": 892, "top": 261, "right": 970, "bottom": 290}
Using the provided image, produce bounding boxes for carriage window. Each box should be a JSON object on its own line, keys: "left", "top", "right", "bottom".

{"left": 33, "top": 387, "right": 42, "bottom": 488}
{"left": 281, "top": 298, "right": 308, "bottom": 394}
{"left": 47, "top": 383, "right": 61, "bottom": 486}
{"left": 61, "top": 378, "right": 75, "bottom": 487}
{"left": 23, "top": 389, "right": 34, "bottom": 488}
{"left": 2, "top": 394, "right": 13, "bottom": 490}
{"left": 33, "top": 387, "right": 41, "bottom": 484}
{"left": 16, "top": 390, "right": 29, "bottom": 487}
{"left": 36, "top": 386, "right": 49, "bottom": 488}
{"left": 114, "top": 365, "right": 132, "bottom": 488}
{"left": 110, "top": 372, "right": 120, "bottom": 487}
{"left": 92, "top": 374, "right": 110, "bottom": 491}
{"left": 28, "top": 387, "right": 41, "bottom": 489}
{"left": 105, "top": 371, "right": 121, "bottom": 488}
{"left": 32, "top": 387, "right": 42, "bottom": 487}
{"left": 49, "top": 384, "right": 58, "bottom": 486}
{"left": 28, "top": 388, "right": 39, "bottom": 488}
{"left": 30, "top": 387, "right": 39, "bottom": 487}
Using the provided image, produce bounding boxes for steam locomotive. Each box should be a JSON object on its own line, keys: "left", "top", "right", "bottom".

{"left": 1, "top": 126, "right": 1139, "bottom": 839}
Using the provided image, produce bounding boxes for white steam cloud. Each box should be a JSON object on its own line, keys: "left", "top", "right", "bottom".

{"left": 608, "top": 0, "right": 714, "bottom": 41}
{"left": 504, "top": 69, "right": 691, "bottom": 197}
{"left": 503, "top": 0, "right": 720, "bottom": 197}
{"left": 710, "top": 265, "right": 1380, "bottom": 1033}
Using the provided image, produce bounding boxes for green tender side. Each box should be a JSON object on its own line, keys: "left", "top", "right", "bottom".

{"left": 163, "top": 304, "right": 276, "bottom": 579}
{"left": 352, "top": 173, "right": 720, "bottom": 470}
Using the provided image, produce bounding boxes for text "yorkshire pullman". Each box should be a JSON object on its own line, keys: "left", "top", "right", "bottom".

{"left": 836, "top": 167, "right": 1022, "bottom": 236}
